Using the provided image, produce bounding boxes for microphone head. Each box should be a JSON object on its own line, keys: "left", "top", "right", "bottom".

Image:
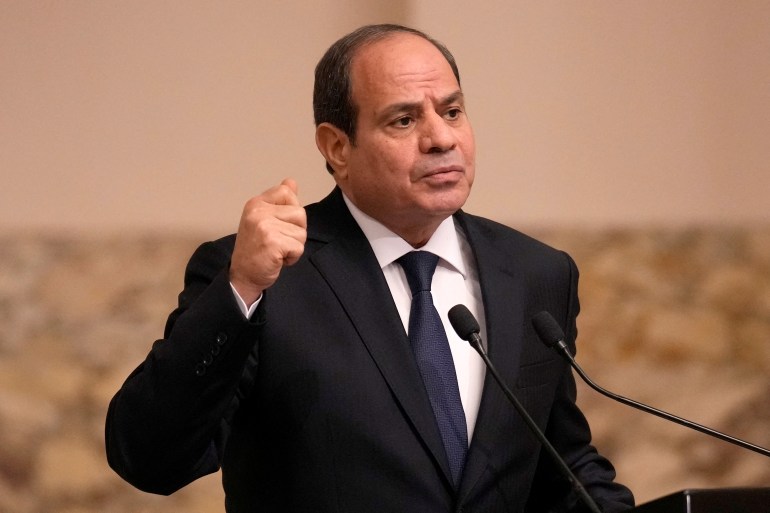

{"left": 532, "top": 311, "right": 565, "bottom": 348}
{"left": 448, "top": 304, "right": 480, "bottom": 341}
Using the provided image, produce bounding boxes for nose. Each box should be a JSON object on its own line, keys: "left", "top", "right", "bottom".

{"left": 419, "top": 112, "right": 457, "bottom": 154}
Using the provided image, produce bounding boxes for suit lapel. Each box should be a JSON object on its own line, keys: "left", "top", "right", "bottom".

{"left": 306, "top": 189, "right": 455, "bottom": 488}
{"left": 454, "top": 212, "right": 528, "bottom": 500}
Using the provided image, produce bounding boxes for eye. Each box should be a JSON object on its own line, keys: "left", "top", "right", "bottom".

{"left": 445, "top": 108, "right": 463, "bottom": 120}
{"left": 393, "top": 116, "right": 414, "bottom": 128}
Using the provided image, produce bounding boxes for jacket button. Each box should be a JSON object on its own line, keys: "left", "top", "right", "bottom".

{"left": 195, "top": 363, "right": 206, "bottom": 376}
{"left": 215, "top": 332, "right": 228, "bottom": 346}
{"left": 202, "top": 353, "right": 214, "bottom": 366}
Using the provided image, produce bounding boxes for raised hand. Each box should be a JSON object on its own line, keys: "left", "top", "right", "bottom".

{"left": 229, "top": 178, "right": 307, "bottom": 305}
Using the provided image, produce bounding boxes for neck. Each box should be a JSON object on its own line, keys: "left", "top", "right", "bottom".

{"left": 386, "top": 218, "right": 445, "bottom": 248}
{"left": 339, "top": 191, "right": 451, "bottom": 248}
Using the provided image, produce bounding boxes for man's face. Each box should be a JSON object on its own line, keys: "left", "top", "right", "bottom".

{"left": 334, "top": 33, "right": 476, "bottom": 244}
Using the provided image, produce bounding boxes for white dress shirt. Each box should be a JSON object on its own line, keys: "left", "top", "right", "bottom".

{"left": 231, "top": 194, "right": 488, "bottom": 442}
{"left": 342, "top": 195, "right": 487, "bottom": 443}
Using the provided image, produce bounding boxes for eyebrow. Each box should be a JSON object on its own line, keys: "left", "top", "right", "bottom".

{"left": 378, "top": 90, "right": 465, "bottom": 122}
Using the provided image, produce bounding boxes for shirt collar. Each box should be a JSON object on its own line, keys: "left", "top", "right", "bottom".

{"left": 342, "top": 192, "right": 467, "bottom": 277}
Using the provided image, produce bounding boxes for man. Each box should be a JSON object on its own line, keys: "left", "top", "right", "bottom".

{"left": 106, "top": 24, "right": 634, "bottom": 512}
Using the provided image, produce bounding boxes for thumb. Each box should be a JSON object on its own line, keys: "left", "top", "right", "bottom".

{"left": 281, "top": 177, "right": 298, "bottom": 196}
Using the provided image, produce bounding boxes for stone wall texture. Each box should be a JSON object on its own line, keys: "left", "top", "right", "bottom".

{"left": 1, "top": 227, "right": 768, "bottom": 512}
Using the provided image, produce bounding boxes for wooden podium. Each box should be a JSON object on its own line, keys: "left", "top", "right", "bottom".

{"left": 632, "top": 488, "right": 770, "bottom": 512}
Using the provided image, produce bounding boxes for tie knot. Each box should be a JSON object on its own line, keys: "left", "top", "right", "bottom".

{"left": 397, "top": 251, "right": 439, "bottom": 295}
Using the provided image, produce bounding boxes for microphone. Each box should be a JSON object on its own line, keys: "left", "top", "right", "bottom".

{"left": 448, "top": 305, "right": 602, "bottom": 513}
{"left": 531, "top": 310, "right": 770, "bottom": 458}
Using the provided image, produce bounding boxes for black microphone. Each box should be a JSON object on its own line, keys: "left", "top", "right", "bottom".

{"left": 532, "top": 310, "right": 770, "bottom": 458}
{"left": 448, "top": 304, "right": 602, "bottom": 513}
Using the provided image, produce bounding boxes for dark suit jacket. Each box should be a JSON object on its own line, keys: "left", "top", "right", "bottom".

{"left": 106, "top": 187, "right": 634, "bottom": 512}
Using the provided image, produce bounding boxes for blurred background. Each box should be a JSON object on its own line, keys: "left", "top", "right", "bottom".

{"left": 1, "top": 1, "right": 768, "bottom": 511}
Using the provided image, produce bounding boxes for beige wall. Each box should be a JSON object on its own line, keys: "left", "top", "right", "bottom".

{"left": 414, "top": 0, "right": 770, "bottom": 228}
{"left": 2, "top": 1, "right": 769, "bottom": 235}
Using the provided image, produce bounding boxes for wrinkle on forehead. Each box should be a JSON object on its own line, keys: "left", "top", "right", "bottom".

{"left": 351, "top": 34, "right": 460, "bottom": 109}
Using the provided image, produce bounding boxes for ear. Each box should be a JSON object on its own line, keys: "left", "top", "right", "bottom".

{"left": 315, "top": 122, "right": 351, "bottom": 178}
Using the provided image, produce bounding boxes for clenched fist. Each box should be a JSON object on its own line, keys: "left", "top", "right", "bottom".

{"left": 229, "top": 178, "right": 307, "bottom": 305}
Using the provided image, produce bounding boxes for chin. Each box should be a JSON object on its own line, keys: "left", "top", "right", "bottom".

{"left": 425, "top": 190, "right": 470, "bottom": 215}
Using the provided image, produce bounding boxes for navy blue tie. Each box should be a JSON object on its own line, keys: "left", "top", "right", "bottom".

{"left": 397, "top": 251, "right": 468, "bottom": 487}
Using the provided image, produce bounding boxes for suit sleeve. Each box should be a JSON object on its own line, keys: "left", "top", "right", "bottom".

{"left": 527, "top": 252, "right": 635, "bottom": 513}
{"left": 105, "top": 237, "right": 262, "bottom": 495}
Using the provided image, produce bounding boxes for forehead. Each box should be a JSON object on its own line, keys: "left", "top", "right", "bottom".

{"left": 349, "top": 33, "right": 459, "bottom": 104}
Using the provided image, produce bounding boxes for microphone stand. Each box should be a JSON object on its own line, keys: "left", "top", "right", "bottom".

{"left": 552, "top": 341, "right": 770, "bottom": 459}
{"left": 467, "top": 336, "right": 603, "bottom": 513}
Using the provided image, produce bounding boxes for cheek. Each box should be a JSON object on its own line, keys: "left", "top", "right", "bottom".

{"left": 461, "top": 136, "right": 476, "bottom": 181}
{"left": 350, "top": 135, "right": 419, "bottom": 189}
{"left": 461, "top": 131, "right": 476, "bottom": 160}
{"left": 377, "top": 139, "right": 410, "bottom": 164}
{"left": 367, "top": 144, "right": 414, "bottom": 182}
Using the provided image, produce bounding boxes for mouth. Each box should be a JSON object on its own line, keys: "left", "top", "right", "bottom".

{"left": 422, "top": 165, "right": 464, "bottom": 178}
